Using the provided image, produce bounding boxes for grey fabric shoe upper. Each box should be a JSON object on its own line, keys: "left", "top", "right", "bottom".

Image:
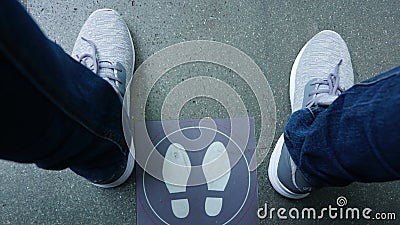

{"left": 291, "top": 30, "right": 354, "bottom": 111}
{"left": 302, "top": 59, "right": 345, "bottom": 108}
{"left": 273, "top": 30, "right": 356, "bottom": 197}
{"left": 71, "top": 9, "right": 135, "bottom": 97}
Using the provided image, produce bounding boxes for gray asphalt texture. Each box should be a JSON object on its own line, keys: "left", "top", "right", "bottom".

{"left": 1, "top": 0, "right": 399, "bottom": 224}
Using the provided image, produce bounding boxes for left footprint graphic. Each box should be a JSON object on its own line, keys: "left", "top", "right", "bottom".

{"left": 162, "top": 143, "right": 191, "bottom": 219}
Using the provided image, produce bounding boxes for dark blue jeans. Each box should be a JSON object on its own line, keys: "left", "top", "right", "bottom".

{"left": 285, "top": 66, "right": 400, "bottom": 188}
{"left": 0, "top": 0, "right": 128, "bottom": 183}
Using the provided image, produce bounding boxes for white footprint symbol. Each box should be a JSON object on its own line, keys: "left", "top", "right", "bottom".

{"left": 202, "top": 141, "right": 231, "bottom": 217}
{"left": 162, "top": 143, "right": 191, "bottom": 219}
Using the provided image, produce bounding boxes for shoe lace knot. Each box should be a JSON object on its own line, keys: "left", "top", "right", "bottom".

{"left": 306, "top": 59, "right": 344, "bottom": 107}
{"left": 76, "top": 37, "right": 123, "bottom": 85}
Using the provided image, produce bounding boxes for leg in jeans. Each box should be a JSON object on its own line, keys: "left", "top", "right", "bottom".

{"left": 268, "top": 30, "right": 399, "bottom": 199}
{"left": 0, "top": 0, "right": 134, "bottom": 187}
{"left": 286, "top": 66, "right": 400, "bottom": 187}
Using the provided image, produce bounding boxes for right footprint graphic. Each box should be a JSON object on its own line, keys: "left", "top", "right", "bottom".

{"left": 202, "top": 141, "right": 231, "bottom": 217}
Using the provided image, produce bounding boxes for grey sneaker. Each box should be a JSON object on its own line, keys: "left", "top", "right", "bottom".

{"left": 268, "top": 30, "right": 354, "bottom": 199}
{"left": 72, "top": 9, "right": 135, "bottom": 188}
{"left": 290, "top": 30, "right": 354, "bottom": 112}
{"left": 72, "top": 8, "right": 135, "bottom": 98}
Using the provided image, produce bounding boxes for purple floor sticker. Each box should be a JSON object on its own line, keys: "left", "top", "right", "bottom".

{"left": 136, "top": 118, "right": 259, "bottom": 225}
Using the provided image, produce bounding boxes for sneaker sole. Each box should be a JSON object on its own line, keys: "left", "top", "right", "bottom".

{"left": 268, "top": 134, "right": 310, "bottom": 199}
{"left": 93, "top": 149, "right": 135, "bottom": 189}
